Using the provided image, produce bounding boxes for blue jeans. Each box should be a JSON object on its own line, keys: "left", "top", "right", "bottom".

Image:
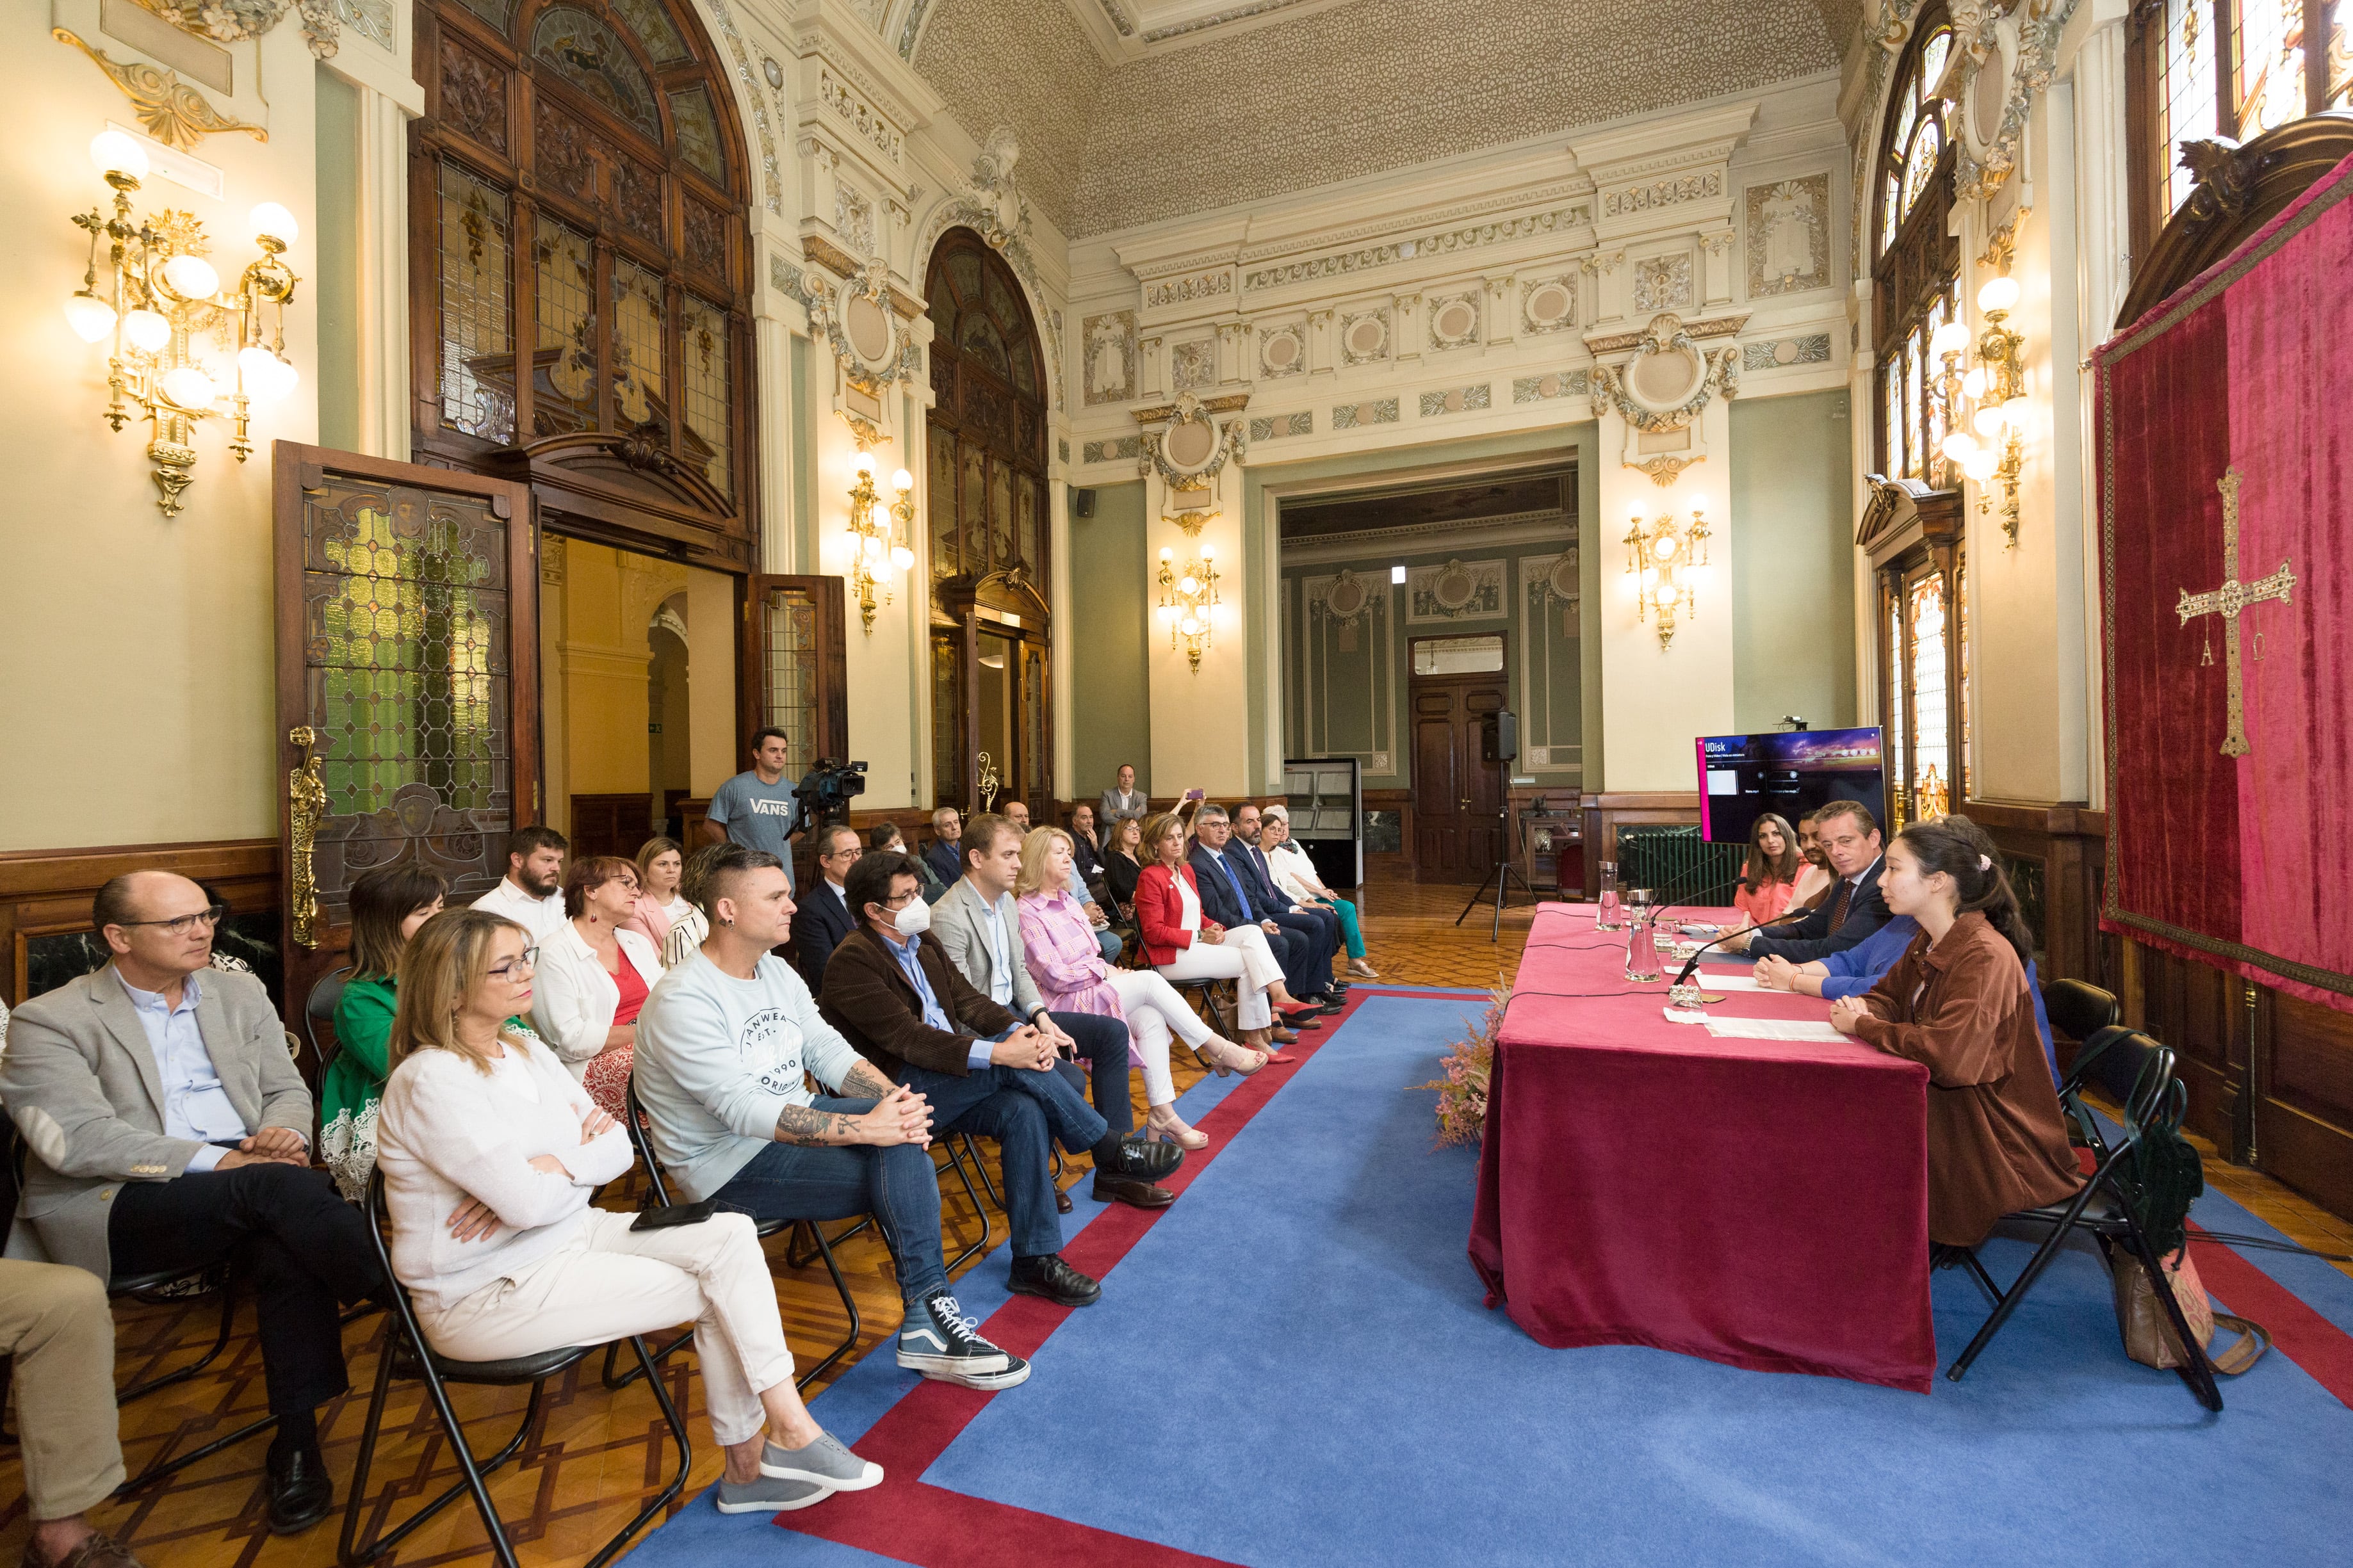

{"left": 897, "top": 1055, "right": 1109, "bottom": 1261}
{"left": 1051, "top": 1010, "right": 1135, "bottom": 1136}
{"left": 708, "top": 1097, "right": 950, "bottom": 1309}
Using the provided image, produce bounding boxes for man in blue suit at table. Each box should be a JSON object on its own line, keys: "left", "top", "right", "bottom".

{"left": 789, "top": 823, "right": 863, "bottom": 988}
{"left": 1189, "top": 806, "right": 1343, "bottom": 1010}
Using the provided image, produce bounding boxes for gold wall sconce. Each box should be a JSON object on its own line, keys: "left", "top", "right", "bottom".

{"left": 1156, "top": 542, "right": 1220, "bottom": 670}
{"left": 66, "top": 131, "right": 300, "bottom": 516}
{"left": 1624, "top": 506, "right": 1709, "bottom": 649}
{"left": 844, "top": 448, "right": 916, "bottom": 632}
{"left": 1934, "top": 273, "right": 2028, "bottom": 547}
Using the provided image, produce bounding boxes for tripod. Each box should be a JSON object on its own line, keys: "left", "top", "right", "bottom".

{"left": 1454, "top": 805, "right": 1535, "bottom": 941}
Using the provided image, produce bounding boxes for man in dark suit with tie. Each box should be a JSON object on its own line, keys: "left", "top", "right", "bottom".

{"left": 1230, "top": 802, "right": 1344, "bottom": 998}
{"left": 790, "top": 824, "right": 863, "bottom": 987}
{"left": 1189, "top": 806, "right": 1342, "bottom": 1010}
{"left": 924, "top": 806, "right": 965, "bottom": 889}
{"left": 1732, "top": 800, "right": 1891, "bottom": 962}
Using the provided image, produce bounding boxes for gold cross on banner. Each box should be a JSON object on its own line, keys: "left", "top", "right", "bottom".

{"left": 2175, "top": 467, "right": 2297, "bottom": 756}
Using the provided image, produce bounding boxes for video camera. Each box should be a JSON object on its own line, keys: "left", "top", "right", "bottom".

{"left": 794, "top": 758, "right": 868, "bottom": 828}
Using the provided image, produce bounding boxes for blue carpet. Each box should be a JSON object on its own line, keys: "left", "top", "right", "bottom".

{"left": 628, "top": 990, "right": 2353, "bottom": 1567}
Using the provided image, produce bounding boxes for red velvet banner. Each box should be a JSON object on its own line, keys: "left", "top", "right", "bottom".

{"left": 2095, "top": 152, "right": 2353, "bottom": 1013}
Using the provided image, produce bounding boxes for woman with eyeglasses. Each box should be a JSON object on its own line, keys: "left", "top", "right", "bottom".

{"left": 621, "top": 837, "right": 690, "bottom": 962}
{"left": 322, "top": 864, "right": 447, "bottom": 1199}
{"left": 1015, "top": 827, "right": 1263, "bottom": 1151}
{"left": 531, "top": 857, "right": 665, "bottom": 1117}
{"left": 374, "top": 909, "right": 881, "bottom": 1513}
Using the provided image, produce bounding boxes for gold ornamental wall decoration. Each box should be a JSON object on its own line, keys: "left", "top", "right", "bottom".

{"left": 288, "top": 725, "right": 327, "bottom": 948}
{"left": 53, "top": 29, "right": 267, "bottom": 150}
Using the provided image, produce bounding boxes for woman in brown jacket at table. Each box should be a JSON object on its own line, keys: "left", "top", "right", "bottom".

{"left": 1828, "top": 816, "right": 2080, "bottom": 1247}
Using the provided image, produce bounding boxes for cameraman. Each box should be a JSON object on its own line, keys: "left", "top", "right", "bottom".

{"left": 702, "top": 728, "right": 806, "bottom": 889}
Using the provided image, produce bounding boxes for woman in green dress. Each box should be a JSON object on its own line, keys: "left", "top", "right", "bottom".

{"left": 321, "top": 864, "right": 446, "bottom": 1197}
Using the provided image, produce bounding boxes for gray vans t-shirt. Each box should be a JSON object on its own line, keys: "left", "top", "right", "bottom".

{"left": 708, "top": 770, "right": 802, "bottom": 882}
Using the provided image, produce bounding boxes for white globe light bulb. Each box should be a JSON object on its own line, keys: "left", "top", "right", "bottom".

{"left": 89, "top": 130, "right": 149, "bottom": 180}
{"left": 890, "top": 544, "right": 915, "bottom": 572}
{"left": 64, "top": 293, "right": 117, "bottom": 343}
{"left": 161, "top": 254, "right": 220, "bottom": 302}
{"left": 1178, "top": 574, "right": 1199, "bottom": 595}
{"left": 1930, "top": 320, "right": 1969, "bottom": 356}
{"left": 1652, "top": 582, "right": 1676, "bottom": 607}
{"left": 1961, "top": 367, "right": 1987, "bottom": 400}
{"left": 1180, "top": 615, "right": 1201, "bottom": 635}
{"left": 1976, "top": 275, "right": 2021, "bottom": 314}
{"left": 159, "top": 364, "right": 217, "bottom": 410}
{"left": 853, "top": 450, "right": 877, "bottom": 476}
{"left": 240, "top": 346, "right": 293, "bottom": 400}
{"left": 1941, "top": 431, "right": 1978, "bottom": 461}
{"left": 1965, "top": 450, "right": 1999, "bottom": 481}
{"left": 891, "top": 467, "right": 914, "bottom": 493}
{"left": 1158, "top": 545, "right": 1175, "bottom": 562}
{"left": 1201, "top": 543, "right": 1216, "bottom": 560}
{"left": 1652, "top": 534, "right": 1678, "bottom": 560}
{"left": 1157, "top": 604, "right": 1176, "bottom": 623}
{"left": 1973, "top": 406, "right": 2003, "bottom": 439}
{"left": 249, "top": 202, "right": 298, "bottom": 245}
{"left": 123, "top": 309, "right": 171, "bottom": 353}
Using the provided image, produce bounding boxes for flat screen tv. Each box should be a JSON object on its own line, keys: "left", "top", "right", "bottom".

{"left": 1695, "top": 728, "right": 1887, "bottom": 845}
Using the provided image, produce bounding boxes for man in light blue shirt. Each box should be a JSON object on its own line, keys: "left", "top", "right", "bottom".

{"left": 117, "top": 969, "right": 249, "bottom": 1171}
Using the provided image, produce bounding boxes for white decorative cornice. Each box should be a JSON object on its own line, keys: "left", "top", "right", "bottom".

{"left": 1241, "top": 206, "right": 1590, "bottom": 293}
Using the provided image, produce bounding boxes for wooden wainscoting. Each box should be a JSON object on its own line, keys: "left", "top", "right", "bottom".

{"left": 0, "top": 840, "right": 281, "bottom": 1008}
{"left": 1364, "top": 788, "right": 1413, "bottom": 884}
{"left": 569, "top": 794, "right": 662, "bottom": 864}
{"left": 1957, "top": 798, "right": 2110, "bottom": 991}
{"left": 2258, "top": 992, "right": 2353, "bottom": 1222}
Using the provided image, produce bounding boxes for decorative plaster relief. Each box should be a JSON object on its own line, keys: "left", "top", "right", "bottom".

{"left": 1170, "top": 339, "right": 1219, "bottom": 392}
{"left": 1603, "top": 171, "right": 1722, "bottom": 216}
{"left": 1243, "top": 207, "right": 1585, "bottom": 292}
{"left": 1084, "top": 310, "right": 1137, "bottom": 405}
{"left": 1511, "top": 369, "right": 1590, "bottom": 404}
{"left": 1331, "top": 398, "right": 1400, "bottom": 429}
{"left": 1096, "top": 0, "right": 1137, "bottom": 37}
{"left": 1521, "top": 275, "right": 1578, "bottom": 335}
{"left": 1418, "top": 384, "right": 1492, "bottom": 417}
{"left": 1146, "top": 270, "right": 1233, "bottom": 308}
{"left": 1082, "top": 435, "right": 1143, "bottom": 463}
{"left": 1742, "top": 332, "right": 1834, "bottom": 370}
{"left": 1427, "top": 293, "right": 1481, "bottom": 350}
{"left": 699, "top": 0, "right": 782, "bottom": 215}
{"left": 1407, "top": 558, "right": 1506, "bottom": 623}
{"left": 1631, "top": 254, "right": 1695, "bottom": 313}
{"left": 1339, "top": 309, "right": 1391, "bottom": 365}
{"left": 836, "top": 184, "right": 876, "bottom": 259}
{"left": 338, "top": 0, "right": 393, "bottom": 50}
{"left": 1143, "top": 0, "right": 1317, "bottom": 43}
{"left": 1249, "top": 412, "right": 1314, "bottom": 442}
{"left": 1953, "top": 0, "right": 2082, "bottom": 201}
{"left": 1258, "top": 322, "right": 1307, "bottom": 378}
{"left": 1745, "top": 174, "right": 1830, "bottom": 296}
{"left": 818, "top": 69, "right": 905, "bottom": 166}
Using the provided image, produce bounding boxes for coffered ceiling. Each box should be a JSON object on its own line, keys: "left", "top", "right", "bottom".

{"left": 904, "top": 0, "right": 1858, "bottom": 238}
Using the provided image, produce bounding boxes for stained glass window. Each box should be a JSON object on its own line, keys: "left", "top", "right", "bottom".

{"left": 416, "top": 0, "right": 745, "bottom": 500}
{"left": 2237, "top": 0, "right": 2306, "bottom": 133}
{"left": 1907, "top": 574, "right": 1951, "bottom": 823}
{"left": 1873, "top": 17, "right": 1958, "bottom": 488}
{"left": 760, "top": 582, "right": 819, "bottom": 777}
{"left": 2142, "top": 4, "right": 2342, "bottom": 234}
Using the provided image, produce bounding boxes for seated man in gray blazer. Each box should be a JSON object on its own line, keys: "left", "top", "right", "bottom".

{"left": 0, "top": 872, "right": 384, "bottom": 1536}
{"left": 931, "top": 816, "right": 1169, "bottom": 1209}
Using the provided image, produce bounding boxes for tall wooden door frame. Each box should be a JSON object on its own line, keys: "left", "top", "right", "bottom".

{"left": 742, "top": 574, "right": 850, "bottom": 772}
{"left": 1407, "top": 634, "right": 1509, "bottom": 885}
{"left": 271, "top": 441, "right": 539, "bottom": 1038}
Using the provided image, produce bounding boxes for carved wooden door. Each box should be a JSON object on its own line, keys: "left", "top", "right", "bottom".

{"left": 1410, "top": 673, "right": 1507, "bottom": 884}
{"left": 272, "top": 442, "right": 539, "bottom": 1039}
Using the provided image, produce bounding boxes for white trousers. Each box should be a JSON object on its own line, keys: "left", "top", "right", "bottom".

{"left": 1155, "top": 923, "right": 1281, "bottom": 1030}
{"left": 1105, "top": 967, "right": 1215, "bottom": 1104}
{"left": 414, "top": 1208, "right": 792, "bottom": 1448}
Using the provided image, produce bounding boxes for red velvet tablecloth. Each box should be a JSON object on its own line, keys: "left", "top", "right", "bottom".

{"left": 1467, "top": 902, "right": 1937, "bottom": 1392}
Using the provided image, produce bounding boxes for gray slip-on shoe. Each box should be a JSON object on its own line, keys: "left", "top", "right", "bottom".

{"left": 760, "top": 1430, "right": 883, "bottom": 1491}
{"left": 715, "top": 1473, "right": 831, "bottom": 1514}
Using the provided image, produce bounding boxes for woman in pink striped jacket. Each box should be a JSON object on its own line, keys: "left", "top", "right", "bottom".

{"left": 1015, "top": 827, "right": 1264, "bottom": 1151}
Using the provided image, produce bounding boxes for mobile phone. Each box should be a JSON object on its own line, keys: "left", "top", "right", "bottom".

{"left": 1183, "top": 788, "right": 1205, "bottom": 800}
{"left": 631, "top": 1199, "right": 718, "bottom": 1231}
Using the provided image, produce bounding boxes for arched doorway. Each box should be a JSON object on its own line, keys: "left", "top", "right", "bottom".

{"left": 409, "top": 0, "right": 755, "bottom": 565}
{"left": 924, "top": 227, "right": 1052, "bottom": 814}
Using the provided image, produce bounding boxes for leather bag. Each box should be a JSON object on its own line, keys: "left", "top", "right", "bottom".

{"left": 2114, "top": 1245, "right": 2270, "bottom": 1375}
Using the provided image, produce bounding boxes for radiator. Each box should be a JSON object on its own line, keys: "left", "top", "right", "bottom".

{"left": 1613, "top": 825, "right": 1746, "bottom": 906}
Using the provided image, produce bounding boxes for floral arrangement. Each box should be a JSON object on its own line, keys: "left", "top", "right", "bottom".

{"left": 1414, "top": 982, "right": 1508, "bottom": 1147}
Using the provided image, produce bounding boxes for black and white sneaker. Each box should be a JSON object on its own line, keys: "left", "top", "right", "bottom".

{"left": 937, "top": 1351, "right": 1031, "bottom": 1391}
{"left": 898, "top": 1293, "right": 1013, "bottom": 1379}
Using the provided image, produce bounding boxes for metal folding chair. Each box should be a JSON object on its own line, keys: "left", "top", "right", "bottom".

{"left": 338, "top": 1172, "right": 690, "bottom": 1568}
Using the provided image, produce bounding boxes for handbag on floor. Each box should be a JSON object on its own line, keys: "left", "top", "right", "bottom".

{"left": 2113, "top": 1245, "right": 2270, "bottom": 1375}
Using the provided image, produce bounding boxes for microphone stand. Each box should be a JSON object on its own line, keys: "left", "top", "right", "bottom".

{"left": 1668, "top": 906, "right": 1812, "bottom": 992}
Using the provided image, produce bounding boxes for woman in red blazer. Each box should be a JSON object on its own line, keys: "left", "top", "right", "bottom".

{"left": 1134, "top": 812, "right": 1315, "bottom": 1053}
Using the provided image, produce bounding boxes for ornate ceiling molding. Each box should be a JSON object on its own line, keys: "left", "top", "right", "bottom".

{"left": 1582, "top": 310, "right": 1747, "bottom": 353}
{"left": 1242, "top": 205, "right": 1591, "bottom": 292}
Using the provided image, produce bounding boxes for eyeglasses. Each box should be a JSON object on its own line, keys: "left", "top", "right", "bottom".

{"left": 114, "top": 904, "right": 228, "bottom": 935}
{"left": 488, "top": 948, "right": 541, "bottom": 980}
{"left": 881, "top": 889, "right": 919, "bottom": 909}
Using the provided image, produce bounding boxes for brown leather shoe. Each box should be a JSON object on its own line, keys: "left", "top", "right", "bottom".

{"left": 1091, "top": 1172, "right": 1175, "bottom": 1209}
{"left": 1055, "top": 1188, "right": 1074, "bottom": 1213}
{"left": 25, "top": 1530, "right": 147, "bottom": 1568}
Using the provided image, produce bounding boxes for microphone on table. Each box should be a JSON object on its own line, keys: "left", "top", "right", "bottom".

{"left": 1669, "top": 907, "right": 1812, "bottom": 989}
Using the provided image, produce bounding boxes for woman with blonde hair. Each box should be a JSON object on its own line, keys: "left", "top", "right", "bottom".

{"left": 623, "top": 836, "right": 690, "bottom": 958}
{"left": 375, "top": 909, "right": 881, "bottom": 1514}
{"left": 1129, "top": 811, "right": 1314, "bottom": 1056}
{"left": 1016, "top": 828, "right": 1263, "bottom": 1150}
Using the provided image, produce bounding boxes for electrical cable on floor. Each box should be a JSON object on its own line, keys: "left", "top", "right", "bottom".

{"left": 2192, "top": 1229, "right": 2353, "bottom": 1265}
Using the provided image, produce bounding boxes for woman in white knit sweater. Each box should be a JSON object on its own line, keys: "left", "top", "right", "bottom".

{"left": 374, "top": 908, "right": 881, "bottom": 1515}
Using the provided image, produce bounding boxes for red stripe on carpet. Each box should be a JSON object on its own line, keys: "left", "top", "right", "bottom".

{"left": 2186, "top": 1222, "right": 2353, "bottom": 1409}
{"left": 775, "top": 989, "right": 1376, "bottom": 1564}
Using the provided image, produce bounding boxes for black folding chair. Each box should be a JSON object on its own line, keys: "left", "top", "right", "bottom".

{"left": 614, "top": 1078, "right": 863, "bottom": 1392}
{"left": 338, "top": 1172, "right": 689, "bottom": 1568}
{"left": 304, "top": 966, "right": 352, "bottom": 1079}
{"left": 2042, "top": 978, "right": 2122, "bottom": 1084}
{"left": 0, "top": 1111, "right": 276, "bottom": 1492}
{"left": 1944, "top": 1031, "right": 2225, "bottom": 1411}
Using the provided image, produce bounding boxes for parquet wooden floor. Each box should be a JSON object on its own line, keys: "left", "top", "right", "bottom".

{"left": 3, "top": 882, "right": 2343, "bottom": 1568}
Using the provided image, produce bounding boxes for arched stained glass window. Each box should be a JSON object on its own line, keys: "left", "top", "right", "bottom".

{"left": 1871, "top": 7, "right": 1959, "bottom": 489}
{"left": 412, "top": 0, "right": 751, "bottom": 504}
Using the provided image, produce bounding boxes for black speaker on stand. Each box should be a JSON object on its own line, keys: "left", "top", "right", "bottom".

{"left": 1456, "top": 709, "right": 1535, "bottom": 941}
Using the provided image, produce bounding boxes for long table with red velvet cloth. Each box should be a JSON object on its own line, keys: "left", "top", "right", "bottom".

{"left": 1467, "top": 901, "right": 1937, "bottom": 1392}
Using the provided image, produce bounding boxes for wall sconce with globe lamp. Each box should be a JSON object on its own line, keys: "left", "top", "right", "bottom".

{"left": 1933, "top": 272, "right": 2029, "bottom": 547}
{"left": 1622, "top": 506, "right": 1709, "bottom": 649}
{"left": 843, "top": 448, "right": 917, "bottom": 632}
{"left": 1156, "top": 540, "right": 1219, "bottom": 671}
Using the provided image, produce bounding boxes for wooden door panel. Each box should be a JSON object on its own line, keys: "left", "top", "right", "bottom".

{"left": 2258, "top": 992, "right": 2353, "bottom": 1218}
{"left": 745, "top": 575, "right": 848, "bottom": 777}
{"left": 272, "top": 441, "right": 538, "bottom": 1038}
{"left": 2140, "top": 944, "right": 2244, "bottom": 1154}
{"left": 1408, "top": 674, "right": 1506, "bottom": 884}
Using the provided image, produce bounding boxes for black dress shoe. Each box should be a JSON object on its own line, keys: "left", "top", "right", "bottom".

{"left": 266, "top": 1441, "right": 334, "bottom": 1535}
{"left": 1097, "top": 1134, "right": 1182, "bottom": 1182}
{"left": 1092, "top": 1172, "right": 1175, "bottom": 1209}
{"left": 1055, "top": 1188, "right": 1074, "bottom": 1213}
{"left": 1009, "top": 1253, "right": 1101, "bottom": 1307}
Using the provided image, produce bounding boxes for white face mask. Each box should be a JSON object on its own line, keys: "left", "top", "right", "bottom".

{"left": 889, "top": 898, "right": 932, "bottom": 938}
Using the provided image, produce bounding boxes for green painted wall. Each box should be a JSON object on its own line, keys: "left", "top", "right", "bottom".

{"left": 1068, "top": 481, "right": 1153, "bottom": 796}
{"left": 1244, "top": 421, "right": 1600, "bottom": 793}
{"left": 1729, "top": 391, "right": 1858, "bottom": 732}
{"left": 313, "top": 67, "right": 361, "bottom": 453}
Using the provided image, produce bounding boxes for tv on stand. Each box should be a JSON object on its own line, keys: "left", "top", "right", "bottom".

{"left": 1695, "top": 728, "right": 1888, "bottom": 845}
